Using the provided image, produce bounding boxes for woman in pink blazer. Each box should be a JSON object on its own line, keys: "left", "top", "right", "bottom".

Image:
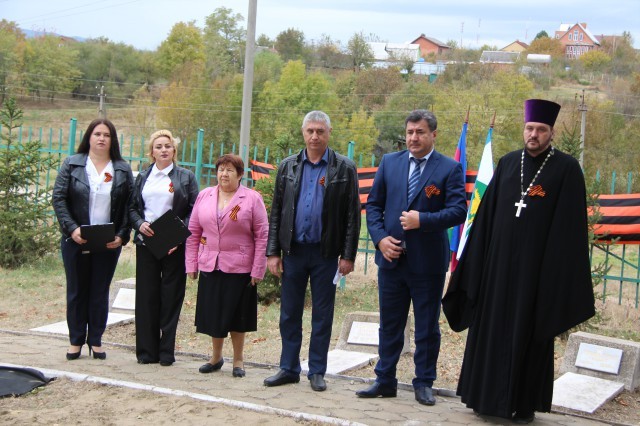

{"left": 185, "top": 154, "right": 268, "bottom": 378}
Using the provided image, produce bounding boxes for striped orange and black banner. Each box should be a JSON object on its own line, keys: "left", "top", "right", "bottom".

{"left": 592, "top": 194, "right": 640, "bottom": 243}
{"left": 250, "top": 160, "right": 276, "bottom": 181}
{"left": 358, "top": 167, "right": 477, "bottom": 211}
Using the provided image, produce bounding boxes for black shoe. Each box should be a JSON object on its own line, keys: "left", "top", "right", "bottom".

{"left": 512, "top": 411, "right": 535, "bottom": 424}
{"left": 89, "top": 346, "right": 106, "bottom": 360}
{"left": 263, "top": 370, "right": 300, "bottom": 387}
{"left": 309, "top": 374, "right": 326, "bottom": 391}
{"left": 355, "top": 382, "right": 397, "bottom": 398}
{"left": 232, "top": 367, "right": 246, "bottom": 378}
{"left": 66, "top": 347, "right": 82, "bottom": 360}
{"left": 414, "top": 386, "right": 436, "bottom": 406}
{"left": 137, "top": 358, "right": 159, "bottom": 364}
{"left": 199, "top": 358, "right": 224, "bottom": 373}
{"left": 160, "top": 360, "right": 173, "bottom": 367}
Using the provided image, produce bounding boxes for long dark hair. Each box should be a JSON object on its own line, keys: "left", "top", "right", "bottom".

{"left": 77, "top": 118, "right": 123, "bottom": 161}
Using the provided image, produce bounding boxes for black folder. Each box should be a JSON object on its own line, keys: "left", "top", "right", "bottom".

{"left": 80, "top": 223, "right": 115, "bottom": 253}
{"left": 142, "top": 209, "right": 192, "bottom": 259}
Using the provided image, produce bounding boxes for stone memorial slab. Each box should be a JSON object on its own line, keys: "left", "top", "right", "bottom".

{"left": 575, "top": 342, "right": 623, "bottom": 374}
{"left": 335, "top": 311, "right": 410, "bottom": 355}
{"left": 30, "top": 313, "right": 134, "bottom": 335}
{"left": 561, "top": 331, "right": 640, "bottom": 391}
{"left": 112, "top": 288, "right": 136, "bottom": 311}
{"left": 552, "top": 372, "right": 624, "bottom": 413}
{"left": 301, "top": 349, "right": 378, "bottom": 375}
{"left": 347, "top": 321, "right": 379, "bottom": 346}
{"left": 109, "top": 277, "right": 136, "bottom": 313}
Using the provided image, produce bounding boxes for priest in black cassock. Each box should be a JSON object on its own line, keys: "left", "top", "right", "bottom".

{"left": 442, "top": 99, "right": 595, "bottom": 424}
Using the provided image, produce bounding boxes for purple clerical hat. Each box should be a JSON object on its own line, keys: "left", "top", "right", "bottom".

{"left": 524, "top": 99, "right": 561, "bottom": 127}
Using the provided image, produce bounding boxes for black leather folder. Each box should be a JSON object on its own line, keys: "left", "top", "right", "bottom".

{"left": 80, "top": 223, "right": 115, "bottom": 253}
{"left": 143, "top": 209, "right": 191, "bottom": 259}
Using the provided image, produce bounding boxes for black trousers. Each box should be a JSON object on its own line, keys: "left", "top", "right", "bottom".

{"left": 61, "top": 238, "right": 121, "bottom": 347}
{"left": 135, "top": 244, "right": 186, "bottom": 363}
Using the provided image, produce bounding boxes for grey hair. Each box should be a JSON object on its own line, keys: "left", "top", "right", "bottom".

{"left": 302, "top": 110, "right": 331, "bottom": 129}
{"left": 405, "top": 109, "right": 437, "bottom": 131}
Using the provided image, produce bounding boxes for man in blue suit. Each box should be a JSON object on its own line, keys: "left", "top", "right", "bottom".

{"left": 356, "top": 109, "right": 467, "bottom": 405}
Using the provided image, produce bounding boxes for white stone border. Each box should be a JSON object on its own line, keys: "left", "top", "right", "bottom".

{"left": 1, "top": 363, "right": 365, "bottom": 426}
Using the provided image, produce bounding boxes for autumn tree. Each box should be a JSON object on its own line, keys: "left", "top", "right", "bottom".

{"left": 331, "top": 107, "right": 379, "bottom": 158}
{"left": 309, "top": 34, "right": 351, "bottom": 70}
{"left": 579, "top": 50, "right": 611, "bottom": 73}
{"left": 156, "top": 21, "right": 205, "bottom": 78}
{"left": 534, "top": 30, "right": 549, "bottom": 40}
{"left": 525, "top": 37, "right": 565, "bottom": 60}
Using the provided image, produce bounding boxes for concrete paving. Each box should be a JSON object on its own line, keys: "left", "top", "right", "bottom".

{"left": 0, "top": 330, "right": 607, "bottom": 425}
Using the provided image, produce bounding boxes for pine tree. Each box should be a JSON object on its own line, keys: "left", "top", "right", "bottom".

{"left": 0, "top": 98, "right": 59, "bottom": 267}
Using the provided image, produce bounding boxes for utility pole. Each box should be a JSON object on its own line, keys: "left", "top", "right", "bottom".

{"left": 97, "top": 85, "right": 106, "bottom": 118}
{"left": 239, "top": 0, "right": 257, "bottom": 168}
{"left": 460, "top": 22, "right": 464, "bottom": 48}
{"left": 578, "top": 90, "right": 587, "bottom": 168}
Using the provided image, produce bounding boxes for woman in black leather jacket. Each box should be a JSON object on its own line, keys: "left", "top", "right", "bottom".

{"left": 129, "top": 130, "right": 199, "bottom": 366}
{"left": 52, "top": 118, "right": 133, "bottom": 361}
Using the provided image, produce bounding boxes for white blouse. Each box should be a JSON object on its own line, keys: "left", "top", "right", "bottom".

{"left": 85, "top": 157, "right": 113, "bottom": 225}
{"left": 142, "top": 163, "right": 174, "bottom": 223}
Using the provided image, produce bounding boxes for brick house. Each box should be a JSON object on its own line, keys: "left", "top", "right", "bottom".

{"left": 410, "top": 34, "right": 450, "bottom": 56}
{"left": 554, "top": 23, "right": 600, "bottom": 59}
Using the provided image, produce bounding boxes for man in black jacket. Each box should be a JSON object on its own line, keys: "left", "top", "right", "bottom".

{"left": 264, "top": 110, "right": 360, "bottom": 392}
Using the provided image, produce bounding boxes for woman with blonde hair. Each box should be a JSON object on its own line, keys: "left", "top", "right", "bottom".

{"left": 129, "top": 129, "right": 199, "bottom": 366}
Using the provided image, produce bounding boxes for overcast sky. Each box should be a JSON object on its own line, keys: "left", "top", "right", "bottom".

{"left": 2, "top": 0, "right": 639, "bottom": 50}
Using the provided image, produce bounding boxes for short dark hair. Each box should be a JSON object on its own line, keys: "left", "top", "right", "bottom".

{"left": 405, "top": 110, "right": 437, "bottom": 132}
{"left": 215, "top": 154, "right": 244, "bottom": 177}
{"left": 77, "top": 118, "right": 123, "bottom": 161}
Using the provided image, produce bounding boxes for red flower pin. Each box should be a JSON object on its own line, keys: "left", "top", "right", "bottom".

{"left": 104, "top": 172, "right": 112, "bottom": 183}
{"left": 169, "top": 182, "right": 174, "bottom": 193}
{"left": 424, "top": 184, "right": 441, "bottom": 198}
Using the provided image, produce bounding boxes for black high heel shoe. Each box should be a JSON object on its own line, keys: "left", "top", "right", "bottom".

{"left": 88, "top": 345, "right": 106, "bottom": 360}
{"left": 66, "top": 346, "right": 82, "bottom": 360}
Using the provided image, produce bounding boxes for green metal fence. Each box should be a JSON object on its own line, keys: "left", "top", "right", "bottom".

{"left": 591, "top": 171, "right": 640, "bottom": 308}
{"left": 6, "top": 120, "right": 639, "bottom": 306}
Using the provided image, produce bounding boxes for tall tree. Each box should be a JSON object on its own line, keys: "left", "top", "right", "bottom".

{"left": 203, "top": 7, "right": 245, "bottom": 78}
{"left": 274, "top": 28, "right": 306, "bottom": 62}
{"left": 156, "top": 21, "right": 205, "bottom": 78}
{"left": 254, "top": 60, "right": 338, "bottom": 157}
{"left": 346, "top": 32, "right": 374, "bottom": 71}
{"left": 0, "top": 20, "right": 26, "bottom": 103}
{"left": 23, "top": 35, "right": 81, "bottom": 102}
{"left": 534, "top": 30, "right": 549, "bottom": 40}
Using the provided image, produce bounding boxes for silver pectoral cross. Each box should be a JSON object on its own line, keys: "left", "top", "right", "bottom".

{"left": 514, "top": 199, "right": 527, "bottom": 217}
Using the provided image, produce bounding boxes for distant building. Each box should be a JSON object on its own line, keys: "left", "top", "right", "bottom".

{"left": 501, "top": 40, "right": 529, "bottom": 53}
{"left": 554, "top": 23, "right": 600, "bottom": 59}
{"left": 368, "top": 42, "right": 421, "bottom": 66}
{"left": 410, "top": 34, "right": 450, "bottom": 56}
{"left": 479, "top": 51, "right": 520, "bottom": 64}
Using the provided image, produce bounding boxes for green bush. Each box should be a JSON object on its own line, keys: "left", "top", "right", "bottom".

{"left": 0, "top": 98, "right": 59, "bottom": 268}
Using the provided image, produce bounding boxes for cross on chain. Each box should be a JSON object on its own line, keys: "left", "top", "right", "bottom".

{"left": 514, "top": 199, "right": 527, "bottom": 217}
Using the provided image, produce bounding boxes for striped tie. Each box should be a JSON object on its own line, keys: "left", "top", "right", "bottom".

{"left": 408, "top": 157, "right": 425, "bottom": 202}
